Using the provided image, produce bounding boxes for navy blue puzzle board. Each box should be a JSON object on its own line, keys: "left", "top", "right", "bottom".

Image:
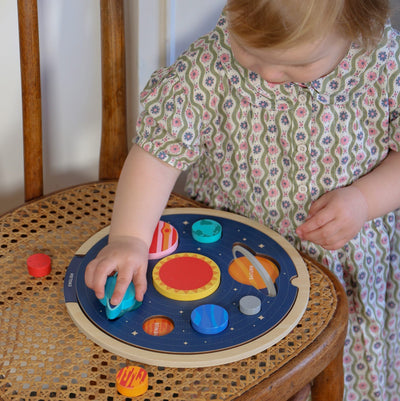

{"left": 64, "top": 211, "right": 301, "bottom": 355}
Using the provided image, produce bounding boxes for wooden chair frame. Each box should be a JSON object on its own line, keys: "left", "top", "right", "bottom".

{"left": 17, "top": 0, "right": 128, "bottom": 201}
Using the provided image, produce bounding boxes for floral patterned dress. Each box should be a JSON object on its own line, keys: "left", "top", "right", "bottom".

{"left": 135, "top": 14, "right": 400, "bottom": 401}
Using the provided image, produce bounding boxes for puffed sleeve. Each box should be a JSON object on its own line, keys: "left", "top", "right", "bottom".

{"left": 388, "top": 28, "right": 400, "bottom": 151}
{"left": 135, "top": 65, "right": 203, "bottom": 171}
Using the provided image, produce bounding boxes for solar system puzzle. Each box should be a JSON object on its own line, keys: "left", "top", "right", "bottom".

{"left": 64, "top": 208, "right": 310, "bottom": 367}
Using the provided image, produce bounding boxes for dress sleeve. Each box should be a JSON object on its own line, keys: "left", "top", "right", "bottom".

{"left": 135, "top": 66, "right": 202, "bottom": 171}
{"left": 388, "top": 29, "right": 400, "bottom": 151}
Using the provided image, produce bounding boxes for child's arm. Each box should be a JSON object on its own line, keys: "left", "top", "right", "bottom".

{"left": 296, "top": 150, "right": 400, "bottom": 250}
{"left": 85, "top": 145, "right": 181, "bottom": 305}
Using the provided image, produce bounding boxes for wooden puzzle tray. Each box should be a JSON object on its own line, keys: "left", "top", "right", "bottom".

{"left": 64, "top": 208, "right": 310, "bottom": 367}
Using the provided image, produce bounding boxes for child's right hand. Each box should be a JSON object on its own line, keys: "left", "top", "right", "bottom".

{"left": 84, "top": 235, "right": 149, "bottom": 305}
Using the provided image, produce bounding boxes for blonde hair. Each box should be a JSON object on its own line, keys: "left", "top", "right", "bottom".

{"left": 225, "top": 0, "right": 390, "bottom": 49}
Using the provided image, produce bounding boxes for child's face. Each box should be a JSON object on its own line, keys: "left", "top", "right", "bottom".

{"left": 230, "top": 31, "right": 350, "bottom": 84}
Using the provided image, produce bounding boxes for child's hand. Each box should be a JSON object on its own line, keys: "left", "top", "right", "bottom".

{"left": 84, "top": 236, "right": 149, "bottom": 305}
{"left": 296, "top": 186, "right": 368, "bottom": 250}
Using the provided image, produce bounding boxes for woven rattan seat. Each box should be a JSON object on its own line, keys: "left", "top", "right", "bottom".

{"left": 0, "top": 182, "right": 347, "bottom": 400}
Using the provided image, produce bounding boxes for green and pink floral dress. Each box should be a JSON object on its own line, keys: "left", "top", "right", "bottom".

{"left": 136, "top": 14, "right": 400, "bottom": 400}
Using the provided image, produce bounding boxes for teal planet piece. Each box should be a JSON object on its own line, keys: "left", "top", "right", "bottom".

{"left": 99, "top": 274, "right": 142, "bottom": 320}
{"left": 190, "top": 304, "right": 228, "bottom": 335}
{"left": 191, "top": 219, "right": 222, "bottom": 243}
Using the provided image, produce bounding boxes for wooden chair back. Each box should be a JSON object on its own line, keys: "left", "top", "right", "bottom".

{"left": 17, "top": 0, "right": 128, "bottom": 201}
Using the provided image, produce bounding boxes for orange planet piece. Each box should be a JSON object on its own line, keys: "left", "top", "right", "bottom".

{"left": 229, "top": 255, "right": 279, "bottom": 289}
{"left": 142, "top": 316, "right": 174, "bottom": 336}
{"left": 116, "top": 366, "right": 148, "bottom": 397}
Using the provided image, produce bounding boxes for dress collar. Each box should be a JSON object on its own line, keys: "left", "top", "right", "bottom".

{"left": 213, "top": 14, "right": 393, "bottom": 108}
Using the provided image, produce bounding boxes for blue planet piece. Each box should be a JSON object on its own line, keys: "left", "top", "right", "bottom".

{"left": 99, "top": 274, "right": 142, "bottom": 320}
{"left": 191, "top": 219, "right": 222, "bottom": 243}
{"left": 191, "top": 304, "right": 228, "bottom": 335}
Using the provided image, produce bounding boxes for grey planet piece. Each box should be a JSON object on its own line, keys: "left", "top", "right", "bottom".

{"left": 239, "top": 295, "right": 262, "bottom": 315}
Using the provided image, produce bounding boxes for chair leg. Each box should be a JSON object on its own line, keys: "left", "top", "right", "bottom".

{"left": 288, "top": 383, "right": 311, "bottom": 401}
{"left": 311, "top": 347, "right": 344, "bottom": 401}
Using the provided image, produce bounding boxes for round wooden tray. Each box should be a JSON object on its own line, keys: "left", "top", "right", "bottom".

{"left": 64, "top": 208, "right": 310, "bottom": 367}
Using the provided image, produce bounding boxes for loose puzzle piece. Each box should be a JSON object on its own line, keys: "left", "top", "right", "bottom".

{"left": 100, "top": 274, "right": 142, "bottom": 320}
{"left": 116, "top": 366, "right": 148, "bottom": 397}
{"left": 27, "top": 253, "right": 52, "bottom": 277}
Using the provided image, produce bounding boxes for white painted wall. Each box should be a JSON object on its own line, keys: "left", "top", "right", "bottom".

{"left": 0, "top": 0, "right": 102, "bottom": 214}
{"left": 0, "top": 1, "right": 25, "bottom": 213}
{"left": 38, "top": 1, "right": 102, "bottom": 193}
{"left": 136, "top": 0, "right": 225, "bottom": 96}
{"left": 0, "top": 0, "right": 225, "bottom": 214}
{"left": 0, "top": 0, "right": 399, "bottom": 214}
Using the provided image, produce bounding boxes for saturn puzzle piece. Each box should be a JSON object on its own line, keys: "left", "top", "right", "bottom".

{"left": 229, "top": 243, "right": 280, "bottom": 297}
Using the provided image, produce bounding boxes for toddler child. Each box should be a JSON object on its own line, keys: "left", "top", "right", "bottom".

{"left": 85, "top": 0, "right": 400, "bottom": 399}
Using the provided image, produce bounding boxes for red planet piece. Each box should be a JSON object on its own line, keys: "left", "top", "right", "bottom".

{"left": 27, "top": 253, "right": 51, "bottom": 277}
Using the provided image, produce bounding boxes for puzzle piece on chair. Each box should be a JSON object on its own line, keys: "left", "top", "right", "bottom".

{"left": 99, "top": 274, "right": 142, "bottom": 320}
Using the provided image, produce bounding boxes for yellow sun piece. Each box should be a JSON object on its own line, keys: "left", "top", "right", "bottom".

{"left": 152, "top": 253, "right": 220, "bottom": 301}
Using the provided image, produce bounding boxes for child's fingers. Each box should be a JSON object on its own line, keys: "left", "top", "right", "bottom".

{"left": 305, "top": 195, "right": 329, "bottom": 220}
{"left": 110, "top": 270, "right": 134, "bottom": 306}
{"left": 132, "top": 272, "right": 148, "bottom": 302}
{"left": 85, "top": 259, "right": 107, "bottom": 299}
{"left": 84, "top": 235, "right": 151, "bottom": 305}
{"left": 85, "top": 256, "right": 119, "bottom": 300}
{"left": 109, "top": 266, "right": 148, "bottom": 305}
{"left": 297, "top": 206, "right": 334, "bottom": 237}
{"left": 298, "top": 219, "right": 342, "bottom": 248}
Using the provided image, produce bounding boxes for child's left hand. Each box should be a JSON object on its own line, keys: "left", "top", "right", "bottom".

{"left": 296, "top": 186, "right": 368, "bottom": 250}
